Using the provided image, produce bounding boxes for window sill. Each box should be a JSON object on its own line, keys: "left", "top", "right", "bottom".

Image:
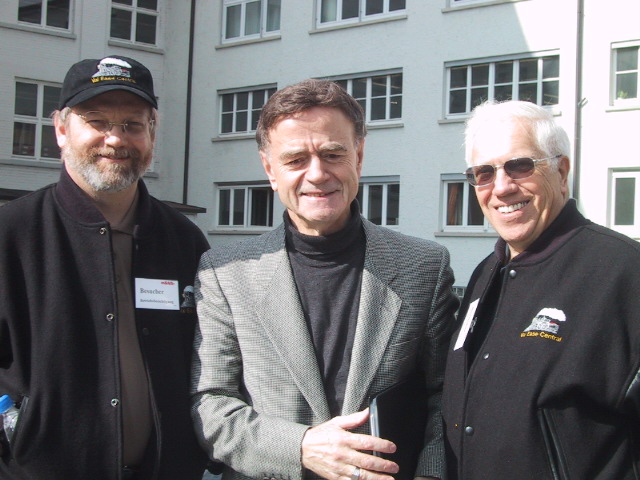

{"left": 0, "top": 21, "right": 75, "bottom": 39}
{"left": 208, "top": 228, "right": 273, "bottom": 236}
{"left": 443, "top": 0, "right": 531, "bottom": 13}
{"left": 367, "top": 121, "right": 404, "bottom": 130}
{"left": 2, "top": 157, "right": 62, "bottom": 168}
{"left": 107, "top": 39, "right": 164, "bottom": 55}
{"left": 606, "top": 104, "right": 640, "bottom": 113}
{"left": 311, "top": 13, "right": 407, "bottom": 34}
{"left": 212, "top": 133, "right": 256, "bottom": 142}
{"left": 217, "top": 34, "right": 281, "bottom": 49}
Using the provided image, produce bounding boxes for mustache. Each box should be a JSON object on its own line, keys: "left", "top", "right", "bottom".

{"left": 88, "top": 147, "right": 138, "bottom": 160}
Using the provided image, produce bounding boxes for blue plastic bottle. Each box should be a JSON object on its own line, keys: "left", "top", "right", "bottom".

{"left": 0, "top": 395, "right": 19, "bottom": 443}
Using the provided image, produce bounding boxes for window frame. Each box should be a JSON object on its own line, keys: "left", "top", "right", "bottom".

{"left": 445, "top": 52, "right": 560, "bottom": 118}
{"left": 357, "top": 177, "right": 400, "bottom": 228}
{"left": 328, "top": 70, "right": 403, "bottom": 125}
{"left": 611, "top": 41, "right": 640, "bottom": 107}
{"left": 219, "top": 85, "right": 277, "bottom": 136}
{"left": 17, "top": 0, "right": 71, "bottom": 30}
{"left": 316, "top": 0, "right": 406, "bottom": 28}
{"left": 222, "top": 0, "right": 281, "bottom": 44}
{"left": 110, "top": 0, "right": 160, "bottom": 46}
{"left": 12, "top": 80, "right": 61, "bottom": 162}
{"left": 215, "top": 183, "right": 275, "bottom": 231}
{"left": 440, "top": 174, "right": 493, "bottom": 233}
{"left": 609, "top": 169, "right": 640, "bottom": 239}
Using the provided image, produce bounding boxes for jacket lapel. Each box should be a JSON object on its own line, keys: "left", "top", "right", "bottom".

{"left": 255, "top": 236, "right": 331, "bottom": 420}
{"left": 342, "top": 222, "right": 401, "bottom": 414}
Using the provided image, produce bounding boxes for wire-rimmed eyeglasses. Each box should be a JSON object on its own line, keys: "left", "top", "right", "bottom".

{"left": 464, "top": 154, "right": 562, "bottom": 187}
{"left": 75, "top": 112, "right": 154, "bottom": 138}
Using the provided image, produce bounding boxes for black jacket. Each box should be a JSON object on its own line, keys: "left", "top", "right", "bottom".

{"left": 442, "top": 200, "right": 640, "bottom": 479}
{"left": 0, "top": 167, "right": 209, "bottom": 479}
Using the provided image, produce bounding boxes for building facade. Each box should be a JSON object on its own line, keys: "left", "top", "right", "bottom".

{"left": 1, "top": 0, "right": 639, "bottom": 289}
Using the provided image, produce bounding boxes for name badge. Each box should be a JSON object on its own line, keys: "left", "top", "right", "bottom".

{"left": 453, "top": 299, "right": 479, "bottom": 351}
{"left": 135, "top": 278, "right": 180, "bottom": 310}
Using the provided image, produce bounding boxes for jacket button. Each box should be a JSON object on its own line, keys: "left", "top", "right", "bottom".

{"left": 99, "top": 227, "right": 108, "bottom": 235}
{"left": 111, "top": 398, "right": 119, "bottom": 407}
{"left": 509, "top": 269, "right": 517, "bottom": 278}
{"left": 106, "top": 313, "right": 115, "bottom": 322}
{"left": 483, "top": 352, "right": 490, "bottom": 360}
{"left": 464, "top": 426, "right": 474, "bottom": 436}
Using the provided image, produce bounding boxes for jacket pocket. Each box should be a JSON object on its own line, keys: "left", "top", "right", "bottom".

{"left": 538, "top": 408, "right": 570, "bottom": 480}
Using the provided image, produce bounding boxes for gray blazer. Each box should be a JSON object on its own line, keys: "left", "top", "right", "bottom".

{"left": 191, "top": 219, "right": 458, "bottom": 480}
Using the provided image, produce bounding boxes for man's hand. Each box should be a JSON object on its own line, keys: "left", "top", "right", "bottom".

{"left": 301, "top": 408, "right": 399, "bottom": 480}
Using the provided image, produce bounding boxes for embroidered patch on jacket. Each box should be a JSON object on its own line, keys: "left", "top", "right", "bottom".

{"left": 520, "top": 307, "right": 566, "bottom": 342}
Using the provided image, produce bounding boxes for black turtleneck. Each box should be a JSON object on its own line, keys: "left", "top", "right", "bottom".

{"left": 284, "top": 202, "right": 366, "bottom": 417}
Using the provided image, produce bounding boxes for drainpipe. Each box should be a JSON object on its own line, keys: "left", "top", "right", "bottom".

{"left": 573, "top": 0, "right": 585, "bottom": 200}
{"left": 183, "top": 0, "right": 197, "bottom": 204}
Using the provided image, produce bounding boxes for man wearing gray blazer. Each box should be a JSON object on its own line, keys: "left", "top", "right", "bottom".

{"left": 191, "top": 79, "right": 459, "bottom": 480}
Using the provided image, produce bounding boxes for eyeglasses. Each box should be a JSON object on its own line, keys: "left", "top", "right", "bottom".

{"left": 76, "top": 112, "right": 154, "bottom": 138}
{"left": 464, "top": 155, "right": 562, "bottom": 187}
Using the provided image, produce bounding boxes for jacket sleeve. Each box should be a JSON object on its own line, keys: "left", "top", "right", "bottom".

{"left": 190, "top": 251, "right": 309, "bottom": 480}
{"left": 415, "top": 246, "right": 460, "bottom": 479}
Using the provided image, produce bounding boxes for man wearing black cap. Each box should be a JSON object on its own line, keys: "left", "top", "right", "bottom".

{"left": 0, "top": 56, "right": 209, "bottom": 479}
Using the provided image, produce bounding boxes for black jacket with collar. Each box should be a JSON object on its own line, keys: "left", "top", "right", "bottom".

{"left": 442, "top": 200, "right": 640, "bottom": 480}
{"left": 0, "top": 167, "right": 209, "bottom": 479}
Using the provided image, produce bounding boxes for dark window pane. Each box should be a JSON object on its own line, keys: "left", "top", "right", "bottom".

{"left": 368, "top": 185, "right": 383, "bottom": 225}
{"left": 236, "top": 92, "right": 249, "bottom": 110}
{"left": 617, "top": 47, "right": 638, "bottom": 71}
{"left": 138, "top": 0, "right": 157, "bottom": 9}
{"left": 136, "top": 13, "right": 156, "bottom": 44}
{"left": 113, "top": 0, "right": 133, "bottom": 4}
{"left": 226, "top": 5, "right": 241, "bottom": 38}
{"left": 41, "top": 124, "right": 59, "bottom": 158}
{"left": 252, "top": 90, "right": 266, "bottom": 109}
{"left": 233, "top": 189, "right": 245, "bottom": 225}
{"left": 471, "top": 65, "right": 489, "bottom": 86}
{"left": 19, "top": 0, "right": 42, "bottom": 24}
{"left": 467, "top": 190, "right": 484, "bottom": 225}
{"left": 390, "top": 95, "right": 402, "bottom": 119}
{"left": 43, "top": 86, "right": 61, "bottom": 117}
{"left": 390, "top": 73, "right": 402, "bottom": 93}
{"left": 450, "top": 67, "right": 467, "bottom": 89}
{"left": 542, "top": 80, "right": 559, "bottom": 105}
{"left": 13, "top": 122, "right": 36, "bottom": 156}
{"left": 449, "top": 90, "right": 467, "bottom": 114}
{"left": 371, "top": 76, "right": 387, "bottom": 97}
{"left": 387, "top": 184, "right": 399, "bottom": 225}
{"left": 245, "top": 1, "right": 261, "bottom": 35}
{"left": 495, "top": 62, "right": 513, "bottom": 84}
{"left": 250, "top": 188, "right": 273, "bottom": 227}
{"left": 519, "top": 83, "right": 537, "bottom": 103}
{"left": 470, "top": 87, "right": 488, "bottom": 109}
{"left": 446, "top": 183, "right": 463, "bottom": 225}
{"left": 342, "top": 0, "right": 359, "bottom": 19}
{"left": 47, "top": 0, "right": 70, "bottom": 28}
{"left": 615, "top": 177, "right": 635, "bottom": 225}
{"left": 111, "top": 8, "right": 132, "bottom": 40}
{"left": 352, "top": 78, "right": 367, "bottom": 99}
{"left": 218, "top": 190, "right": 230, "bottom": 225}
{"left": 235, "top": 111, "right": 248, "bottom": 132}
{"left": 543, "top": 56, "right": 560, "bottom": 79}
{"left": 221, "top": 112, "right": 233, "bottom": 133}
{"left": 494, "top": 85, "right": 513, "bottom": 102}
{"left": 15, "top": 82, "right": 38, "bottom": 116}
{"left": 266, "top": 0, "right": 281, "bottom": 31}
{"left": 371, "top": 97, "right": 386, "bottom": 120}
{"left": 366, "top": 0, "right": 383, "bottom": 15}
{"left": 519, "top": 59, "right": 538, "bottom": 81}
{"left": 357, "top": 99, "right": 366, "bottom": 116}
{"left": 222, "top": 94, "right": 234, "bottom": 112}
{"left": 390, "top": 0, "right": 406, "bottom": 10}
{"left": 617, "top": 73, "right": 638, "bottom": 99}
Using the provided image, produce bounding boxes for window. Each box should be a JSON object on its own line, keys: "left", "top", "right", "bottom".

{"left": 357, "top": 179, "right": 400, "bottom": 227}
{"left": 613, "top": 45, "right": 639, "bottom": 104}
{"left": 447, "top": 54, "right": 559, "bottom": 116}
{"left": 220, "top": 86, "right": 276, "bottom": 134}
{"left": 333, "top": 72, "right": 402, "bottom": 123}
{"left": 217, "top": 184, "right": 274, "bottom": 228}
{"left": 318, "top": 0, "right": 405, "bottom": 25}
{"left": 111, "top": 0, "right": 159, "bottom": 45}
{"left": 13, "top": 81, "right": 60, "bottom": 160}
{"left": 223, "top": 0, "right": 281, "bottom": 42}
{"left": 18, "top": 0, "right": 70, "bottom": 29}
{"left": 610, "top": 170, "right": 640, "bottom": 238}
{"left": 441, "top": 175, "right": 491, "bottom": 231}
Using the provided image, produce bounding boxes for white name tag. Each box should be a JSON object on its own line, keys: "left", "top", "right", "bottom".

{"left": 135, "top": 278, "right": 180, "bottom": 310}
{"left": 454, "top": 299, "right": 479, "bottom": 351}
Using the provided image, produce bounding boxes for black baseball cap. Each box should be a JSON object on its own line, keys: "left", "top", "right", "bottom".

{"left": 59, "top": 55, "right": 157, "bottom": 109}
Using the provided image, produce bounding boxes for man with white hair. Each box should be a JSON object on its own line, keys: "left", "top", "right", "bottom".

{"left": 442, "top": 100, "right": 640, "bottom": 479}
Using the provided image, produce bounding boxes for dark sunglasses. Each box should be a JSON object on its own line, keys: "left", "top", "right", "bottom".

{"left": 464, "top": 154, "right": 562, "bottom": 187}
